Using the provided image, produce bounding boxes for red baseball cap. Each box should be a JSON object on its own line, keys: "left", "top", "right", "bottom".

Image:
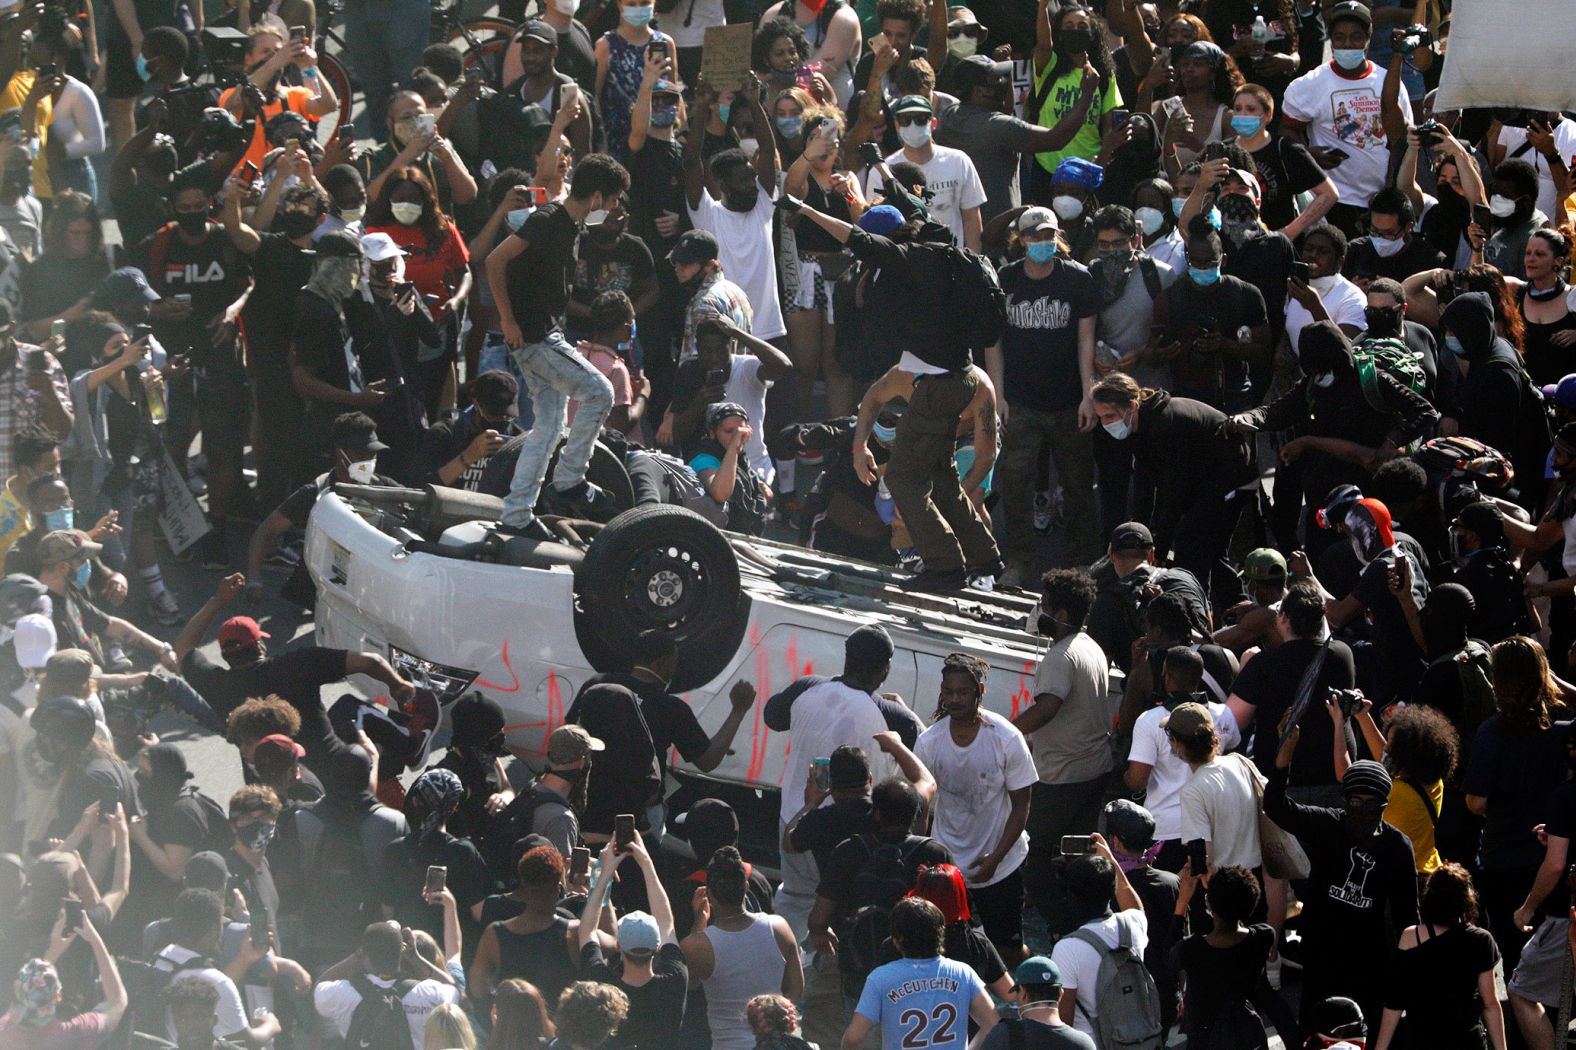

{"left": 253, "top": 735, "right": 305, "bottom": 780}
{"left": 218, "top": 616, "right": 271, "bottom": 651}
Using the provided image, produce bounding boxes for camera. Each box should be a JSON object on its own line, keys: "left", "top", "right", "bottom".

{"left": 196, "top": 108, "right": 251, "bottom": 153}
{"left": 1415, "top": 118, "right": 1442, "bottom": 149}
{"left": 1331, "top": 688, "right": 1364, "bottom": 719}
{"left": 1395, "top": 23, "right": 1431, "bottom": 52}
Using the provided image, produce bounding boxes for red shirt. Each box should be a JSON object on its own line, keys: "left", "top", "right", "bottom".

{"left": 0, "top": 1011, "right": 110, "bottom": 1049}
{"left": 365, "top": 220, "right": 470, "bottom": 313}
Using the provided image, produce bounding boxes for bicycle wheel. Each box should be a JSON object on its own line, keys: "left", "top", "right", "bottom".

{"left": 450, "top": 17, "right": 519, "bottom": 86}
{"left": 314, "top": 52, "right": 355, "bottom": 141}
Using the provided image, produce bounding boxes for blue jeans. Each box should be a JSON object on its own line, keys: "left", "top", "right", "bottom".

{"left": 501, "top": 331, "right": 614, "bottom": 528}
{"left": 341, "top": 0, "right": 432, "bottom": 140}
{"left": 479, "top": 330, "right": 531, "bottom": 429}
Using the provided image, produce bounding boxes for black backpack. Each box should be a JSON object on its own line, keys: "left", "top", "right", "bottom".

{"left": 299, "top": 812, "right": 377, "bottom": 959}
{"left": 485, "top": 782, "right": 570, "bottom": 885}
{"left": 840, "top": 834, "right": 926, "bottom": 985}
{"left": 941, "top": 246, "right": 1007, "bottom": 351}
{"left": 344, "top": 974, "right": 420, "bottom": 1050}
{"left": 187, "top": 788, "right": 234, "bottom": 856}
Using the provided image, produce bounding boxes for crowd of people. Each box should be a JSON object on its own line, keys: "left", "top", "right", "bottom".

{"left": 0, "top": 0, "right": 1574, "bottom": 1046}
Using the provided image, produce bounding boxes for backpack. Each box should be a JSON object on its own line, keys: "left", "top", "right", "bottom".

{"left": 485, "top": 782, "right": 570, "bottom": 885}
{"left": 832, "top": 259, "right": 890, "bottom": 381}
{"left": 1200, "top": 996, "right": 1270, "bottom": 1050}
{"left": 1067, "top": 923, "right": 1163, "bottom": 1050}
{"left": 840, "top": 834, "right": 926, "bottom": 987}
{"left": 1431, "top": 639, "right": 1497, "bottom": 747}
{"left": 121, "top": 950, "right": 214, "bottom": 1039}
{"left": 1353, "top": 336, "right": 1429, "bottom": 407}
{"left": 187, "top": 788, "right": 234, "bottom": 856}
{"left": 941, "top": 246, "right": 1007, "bottom": 352}
{"left": 300, "top": 812, "right": 377, "bottom": 957}
{"left": 343, "top": 974, "right": 420, "bottom": 1050}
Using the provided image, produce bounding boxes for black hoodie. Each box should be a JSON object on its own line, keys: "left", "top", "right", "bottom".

{"left": 1442, "top": 291, "right": 1548, "bottom": 500}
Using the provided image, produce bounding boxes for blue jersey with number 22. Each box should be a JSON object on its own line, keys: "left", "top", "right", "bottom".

{"left": 855, "top": 956, "right": 984, "bottom": 1050}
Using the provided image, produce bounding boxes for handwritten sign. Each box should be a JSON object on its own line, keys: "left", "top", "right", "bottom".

{"left": 157, "top": 450, "right": 211, "bottom": 554}
{"left": 699, "top": 23, "right": 755, "bottom": 94}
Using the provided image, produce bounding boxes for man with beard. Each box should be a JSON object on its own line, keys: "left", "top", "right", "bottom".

{"left": 567, "top": 193, "right": 657, "bottom": 342}
{"left": 493, "top": 724, "right": 602, "bottom": 862}
{"left": 359, "top": 91, "right": 478, "bottom": 214}
{"left": 1265, "top": 736, "right": 1418, "bottom": 1039}
{"left": 478, "top": 20, "right": 592, "bottom": 176}
{"left": 937, "top": 55, "right": 1073, "bottom": 222}
{"left": 915, "top": 653, "right": 1036, "bottom": 961}
{"left": 218, "top": 25, "right": 338, "bottom": 174}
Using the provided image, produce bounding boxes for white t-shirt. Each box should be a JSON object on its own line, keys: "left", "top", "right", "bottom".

{"left": 726, "top": 353, "right": 773, "bottom": 483}
{"left": 1026, "top": 632, "right": 1112, "bottom": 785}
{"left": 868, "top": 144, "right": 987, "bottom": 249}
{"left": 1285, "top": 273, "right": 1368, "bottom": 355}
{"left": 1128, "top": 701, "right": 1241, "bottom": 842}
{"left": 1281, "top": 61, "right": 1411, "bottom": 207}
{"left": 914, "top": 709, "right": 1039, "bottom": 887}
{"left": 314, "top": 974, "right": 459, "bottom": 1050}
{"left": 1497, "top": 120, "right": 1576, "bottom": 220}
{"left": 153, "top": 945, "right": 248, "bottom": 1041}
{"left": 1178, "top": 754, "right": 1264, "bottom": 869}
{"left": 1146, "top": 228, "right": 1186, "bottom": 274}
{"left": 1050, "top": 909, "right": 1150, "bottom": 1040}
{"left": 778, "top": 678, "right": 895, "bottom": 824}
{"left": 688, "top": 187, "right": 786, "bottom": 341}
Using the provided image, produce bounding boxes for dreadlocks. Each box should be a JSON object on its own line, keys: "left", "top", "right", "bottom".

{"left": 933, "top": 653, "right": 988, "bottom": 723}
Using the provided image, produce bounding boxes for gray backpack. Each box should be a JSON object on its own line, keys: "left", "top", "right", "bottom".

{"left": 1068, "top": 922, "right": 1163, "bottom": 1050}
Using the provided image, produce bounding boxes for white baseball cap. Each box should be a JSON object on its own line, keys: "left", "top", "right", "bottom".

{"left": 360, "top": 232, "right": 408, "bottom": 263}
{"left": 14, "top": 612, "right": 56, "bottom": 671}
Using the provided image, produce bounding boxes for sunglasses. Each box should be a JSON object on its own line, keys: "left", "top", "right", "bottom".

{"left": 948, "top": 25, "right": 984, "bottom": 37}
{"left": 895, "top": 114, "right": 931, "bottom": 127}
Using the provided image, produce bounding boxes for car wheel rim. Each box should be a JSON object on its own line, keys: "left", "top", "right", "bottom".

{"left": 626, "top": 545, "right": 706, "bottom": 625}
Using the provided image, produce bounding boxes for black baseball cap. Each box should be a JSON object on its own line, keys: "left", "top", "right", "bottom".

{"left": 669, "top": 229, "right": 719, "bottom": 266}
{"left": 312, "top": 229, "right": 364, "bottom": 258}
{"left": 470, "top": 371, "right": 520, "bottom": 418}
{"left": 95, "top": 267, "right": 161, "bottom": 307}
{"left": 519, "top": 19, "right": 557, "bottom": 46}
{"left": 1110, "top": 522, "right": 1154, "bottom": 552}
{"left": 1327, "top": 0, "right": 1371, "bottom": 30}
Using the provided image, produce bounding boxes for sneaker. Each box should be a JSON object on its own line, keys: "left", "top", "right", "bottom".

{"left": 967, "top": 556, "right": 1005, "bottom": 579}
{"left": 966, "top": 572, "right": 996, "bottom": 592}
{"left": 493, "top": 518, "right": 556, "bottom": 542}
{"left": 197, "top": 526, "right": 229, "bottom": 571}
{"left": 1032, "top": 490, "right": 1054, "bottom": 533}
{"left": 147, "top": 588, "right": 182, "bottom": 627}
{"left": 264, "top": 542, "right": 302, "bottom": 569}
{"left": 553, "top": 479, "right": 615, "bottom": 522}
{"left": 899, "top": 566, "right": 968, "bottom": 593}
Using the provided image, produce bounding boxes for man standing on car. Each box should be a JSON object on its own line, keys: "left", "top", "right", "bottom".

{"left": 486, "top": 151, "right": 630, "bottom": 540}
{"left": 762, "top": 624, "right": 902, "bottom": 943}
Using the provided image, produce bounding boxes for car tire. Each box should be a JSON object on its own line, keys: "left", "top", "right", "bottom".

{"left": 477, "top": 438, "right": 635, "bottom": 516}
{"left": 574, "top": 504, "right": 749, "bottom": 691}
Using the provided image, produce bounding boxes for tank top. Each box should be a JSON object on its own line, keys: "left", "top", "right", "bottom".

{"left": 493, "top": 915, "right": 576, "bottom": 1009}
{"left": 1517, "top": 283, "right": 1576, "bottom": 386}
{"left": 702, "top": 913, "right": 782, "bottom": 1050}
{"left": 798, "top": 176, "right": 853, "bottom": 253}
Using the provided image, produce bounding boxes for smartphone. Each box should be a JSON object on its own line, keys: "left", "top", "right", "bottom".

{"left": 35, "top": 63, "right": 56, "bottom": 79}
{"left": 1472, "top": 204, "right": 1493, "bottom": 229}
{"left": 1110, "top": 109, "right": 1131, "bottom": 130}
{"left": 1186, "top": 838, "right": 1208, "bottom": 876}
{"left": 524, "top": 185, "right": 548, "bottom": 207}
{"left": 705, "top": 367, "right": 727, "bottom": 387}
{"left": 98, "top": 783, "right": 118, "bottom": 821}
{"left": 414, "top": 113, "right": 437, "bottom": 138}
{"left": 570, "top": 845, "right": 591, "bottom": 880}
{"left": 133, "top": 323, "right": 152, "bottom": 343}
{"left": 614, "top": 813, "right": 636, "bottom": 850}
{"left": 241, "top": 160, "right": 260, "bottom": 183}
{"left": 289, "top": 24, "right": 306, "bottom": 43}
{"left": 424, "top": 865, "right": 447, "bottom": 894}
{"left": 811, "top": 757, "right": 832, "bottom": 792}
{"left": 1289, "top": 260, "right": 1312, "bottom": 282}
{"left": 50, "top": 317, "right": 65, "bottom": 342}
{"left": 1059, "top": 835, "right": 1094, "bottom": 855}
{"left": 249, "top": 906, "right": 269, "bottom": 947}
{"left": 62, "top": 897, "right": 84, "bottom": 932}
{"left": 338, "top": 121, "right": 355, "bottom": 142}
{"left": 172, "top": 293, "right": 191, "bottom": 306}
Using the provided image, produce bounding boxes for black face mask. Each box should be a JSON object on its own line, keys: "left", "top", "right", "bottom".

{"left": 174, "top": 210, "right": 208, "bottom": 236}
{"left": 277, "top": 211, "right": 320, "bottom": 238}
{"left": 1058, "top": 27, "right": 1092, "bottom": 54}
{"left": 1363, "top": 305, "right": 1403, "bottom": 336}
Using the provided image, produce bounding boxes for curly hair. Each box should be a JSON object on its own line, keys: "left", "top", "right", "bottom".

{"left": 1204, "top": 864, "right": 1261, "bottom": 924}
{"left": 225, "top": 696, "right": 301, "bottom": 747}
{"left": 746, "top": 994, "right": 800, "bottom": 1039}
{"left": 751, "top": 17, "right": 808, "bottom": 73}
{"left": 555, "top": 982, "right": 629, "bottom": 1049}
{"left": 1040, "top": 568, "right": 1098, "bottom": 628}
{"left": 516, "top": 845, "right": 565, "bottom": 888}
{"left": 1420, "top": 862, "right": 1479, "bottom": 927}
{"left": 162, "top": 975, "right": 220, "bottom": 1012}
{"left": 228, "top": 784, "right": 281, "bottom": 821}
{"left": 1382, "top": 705, "right": 1459, "bottom": 784}
{"left": 875, "top": 0, "right": 925, "bottom": 31}
{"left": 1050, "top": 6, "right": 1113, "bottom": 82}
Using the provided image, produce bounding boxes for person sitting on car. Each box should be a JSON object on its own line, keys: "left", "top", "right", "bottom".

{"left": 661, "top": 314, "right": 792, "bottom": 480}
{"left": 243, "top": 412, "right": 400, "bottom": 609}
{"left": 769, "top": 401, "right": 903, "bottom": 564}
{"left": 418, "top": 370, "right": 526, "bottom": 496}
{"left": 689, "top": 402, "right": 771, "bottom": 537}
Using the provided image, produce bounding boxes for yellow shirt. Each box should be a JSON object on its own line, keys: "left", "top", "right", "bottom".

{"left": 0, "top": 476, "right": 31, "bottom": 562}
{"left": 1385, "top": 777, "right": 1443, "bottom": 874}
{"left": 0, "top": 72, "right": 54, "bottom": 199}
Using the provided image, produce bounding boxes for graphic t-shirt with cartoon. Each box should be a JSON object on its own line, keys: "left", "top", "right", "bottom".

{"left": 1282, "top": 60, "right": 1412, "bottom": 207}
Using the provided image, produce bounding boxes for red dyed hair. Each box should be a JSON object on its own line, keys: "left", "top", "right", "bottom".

{"left": 907, "top": 863, "right": 970, "bottom": 924}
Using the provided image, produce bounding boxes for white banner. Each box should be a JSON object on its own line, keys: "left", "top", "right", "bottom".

{"left": 1436, "top": 0, "right": 1576, "bottom": 112}
{"left": 157, "top": 451, "right": 211, "bottom": 555}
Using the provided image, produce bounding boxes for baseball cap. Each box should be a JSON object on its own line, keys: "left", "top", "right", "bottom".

{"left": 253, "top": 734, "right": 305, "bottom": 780}
{"left": 952, "top": 53, "right": 1011, "bottom": 89}
{"left": 653, "top": 79, "right": 682, "bottom": 97}
{"left": 1012, "top": 955, "right": 1062, "bottom": 988}
{"left": 1453, "top": 500, "right": 1505, "bottom": 545}
{"left": 1017, "top": 206, "right": 1058, "bottom": 235}
{"left": 845, "top": 624, "right": 895, "bottom": 664}
{"left": 1110, "top": 521, "right": 1154, "bottom": 552}
{"left": 94, "top": 267, "right": 160, "bottom": 307}
{"left": 218, "top": 616, "right": 270, "bottom": 652}
{"left": 1544, "top": 374, "right": 1576, "bottom": 410}
{"left": 312, "top": 229, "right": 364, "bottom": 259}
{"left": 616, "top": 911, "right": 661, "bottom": 954}
{"left": 890, "top": 94, "right": 933, "bottom": 117}
{"left": 1160, "top": 701, "right": 1213, "bottom": 740}
{"left": 519, "top": 19, "right": 557, "bottom": 46}
{"left": 858, "top": 204, "right": 905, "bottom": 236}
{"left": 1327, "top": 0, "right": 1371, "bottom": 29}
{"left": 37, "top": 530, "right": 103, "bottom": 566}
{"left": 43, "top": 648, "right": 94, "bottom": 691}
{"left": 1225, "top": 167, "right": 1262, "bottom": 202}
{"left": 668, "top": 229, "right": 719, "bottom": 266}
{"left": 182, "top": 851, "right": 230, "bottom": 891}
{"left": 1242, "top": 548, "right": 1287, "bottom": 582}
{"left": 546, "top": 724, "right": 604, "bottom": 766}
{"left": 334, "top": 424, "right": 390, "bottom": 457}
{"left": 13, "top": 612, "right": 56, "bottom": 671}
{"left": 360, "top": 232, "right": 407, "bottom": 263}
{"left": 1101, "top": 798, "right": 1156, "bottom": 850}
{"left": 470, "top": 371, "right": 520, "bottom": 418}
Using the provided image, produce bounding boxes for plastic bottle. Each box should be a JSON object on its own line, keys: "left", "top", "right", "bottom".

{"left": 1250, "top": 15, "right": 1269, "bottom": 59}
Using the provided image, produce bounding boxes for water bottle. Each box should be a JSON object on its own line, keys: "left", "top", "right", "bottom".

{"left": 141, "top": 369, "right": 168, "bottom": 425}
{"left": 1237, "top": 325, "right": 1253, "bottom": 345}
{"left": 1250, "top": 15, "right": 1269, "bottom": 59}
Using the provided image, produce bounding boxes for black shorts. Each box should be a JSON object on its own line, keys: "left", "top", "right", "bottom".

{"left": 104, "top": 28, "right": 145, "bottom": 100}
{"left": 194, "top": 357, "right": 251, "bottom": 455}
{"left": 967, "top": 864, "right": 1024, "bottom": 950}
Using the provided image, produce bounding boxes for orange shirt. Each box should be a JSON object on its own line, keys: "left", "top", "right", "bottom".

{"left": 216, "top": 84, "right": 316, "bottom": 173}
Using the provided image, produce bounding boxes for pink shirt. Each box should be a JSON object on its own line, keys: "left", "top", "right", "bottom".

{"left": 0, "top": 1010, "right": 110, "bottom": 1049}
{"left": 569, "top": 340, "right": 634, "bottom": 427}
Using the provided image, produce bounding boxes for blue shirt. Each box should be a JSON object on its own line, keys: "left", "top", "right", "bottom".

{"left": 855, "top": 956, "right": 984, "bottom": 1050}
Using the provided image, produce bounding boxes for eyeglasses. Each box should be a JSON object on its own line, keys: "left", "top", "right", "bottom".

{"left": 895, "top": 114, "right": 931, "bottom": 127}
{"left": 948, "top": 25, "right": 984, "bottom": 38}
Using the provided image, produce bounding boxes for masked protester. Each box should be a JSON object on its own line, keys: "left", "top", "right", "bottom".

{"left": 379, "top": 768, "right": 492, "bottom": 946}
{"left": 489, "top": 724, "right": 603, "bottom": 872}
{"left": 1027, "top": 4, "right": 1121, "bottom": 203}
{"left": 1479, "top": 159, "right": 1545, "bottom": 281}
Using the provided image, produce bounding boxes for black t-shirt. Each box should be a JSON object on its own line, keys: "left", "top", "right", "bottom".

{"left": 292, "top": 290, "right": 359, "bottom": 394}
{"left": 1541, "top": 779, "right": 1576, "bottom": 916}
{"left": 1231, "top": 637, "right": 1356, "bottom": 786}
{"left": 571, "top": 231, "right": 655, "bottom": 313}
{"left": 378, "top": 831, "right": 493, "bottom": 941}
{"left": 1462, "top": 717, "right": 1572, "bottom": 870}
{"left": 54, "top": 753, "right": 140, "bottom": 839}
{"left": 579, "top": 941, "right": 689, "bottom": 1050}
{"left": 242, "top": 233, "right": 314, "bottom": 360}
{"left": 790, "top": 796, "right": 875, "bottom": 871}
{"left": 628, "top": 138, "right": 688, "bottom": 258}
{"left": 556, "top": 23, "right": 597, "bottom": 91}
{"left": 997, "top": 257, "right": 1098, "bottom": 412}
{"left": 1163, "top": 273, "right": 1266, "bottom": 409}
{"left": 581, "top": 671, "right": 711, "bottom": 782}
{"left": 1350, "top": 547, "right": 1427, "bottom": 697}
{"left": 1223, "top": 230, "right": 1294, "bottom": 338}
{"left": 815, "top": 832, "right": 952, "bottom": 914}
{"left": 110, "top": 174, "right": 173, "bottom": 254}
{"left": 1383, "top": 924, "right": 1499, "bottom": 1045}
{"left": 1343, "top": 236, "right": 1446, "bottom": 284}
{"left": 50, "top": 586, "right": 110, "bottom": 668}
{"left": 137, "top": 224, "right": 248, "bottom": 362}
{"left": 224, "top": 848, "right": 280, "bottom": 933}
{"left": 509, "top": 204, "right": 580, "bottom": 341}
{"left": 1247, "top": 136, "right": 1324, "bottom": 232}
{"left": 181, "top": 646, "right": 349, "bottom": 767}
{"left": 1177, "top": 924, "right": 1275, "bottom": 1039}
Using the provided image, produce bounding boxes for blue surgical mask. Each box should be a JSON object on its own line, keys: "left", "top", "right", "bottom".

{"left": 1189, "top": 264, "right": 1221, "bottom": 286}
{"left": 650, "top": 105, "right": 678, "bottom": 129}
{"left": 1230, "top": 115, "right": 1263, "bottom": 137}
{"left": 1312, "top": 372, "right": 1336, "bottom": 388}
{"left": 135, "top": 55, "right": 152, "bottom": 82}
{"left": 1171, "top": 197, "right": 1187, "bottom": 217}
{"left": 507, "top": 207, "right": 532, "bottom": 231}
{"left": 774, "top": 115, "right": 802, "bottom": 138}
{"left": 1103, "top": 418, "right": 1132, "bottom": 440}
{"left": 717, "top": 102, "right": 731, "bottom": 125}
{"left": 1025, "top": 240, "right": 1058, "bottom": 264}
{"left": 622, "top": 4, "right": 654, "bottom": 25}
{"left": 41, "top": 508, "right": 73, "bottom": 532}
{"left": 1444, "top": 334, "right": 1465, "bottom": 356}
{"left": 1332, "top": 48, "right": 1367, "bottom": 71}
{"left": 873, "top": 421, "right": 897, "bottom": 443}
{"left": 72, "top": 560, "right": 90, "bottom": 590}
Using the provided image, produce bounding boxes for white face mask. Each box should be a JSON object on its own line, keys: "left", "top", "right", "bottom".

{"left": 898, "top": 123, "right": 932, "bottom": 148}
{"left": 347, "top": 457, "right": 377, "bottom": 483}
{"left": 338, "top": 206, "right": 364, "bottom": 224}
{"left": 1370, "top": 233, "right": 1406, "bottom": 257}
{"left": 1310, "top": 274, "right": 1338, "bottom": 293}
{"left": 390, "top": 202, "right": 423, "bottom": 226}
{"left": 583, "top": 208, "right": 608, "bottom": 227}
{"left": 554, "top": 0, "right": 578, "bottom": 13}
{"left": 1103, "top": 416, "right": 1131, "bottom": 440}
{"left": 1488, "top": 194, "right": 1517, "bottom": 219}
{"left": 738, "top": 137, "right": 760, "bottom": 159}
{"left": 1052, "top": 194, "right": 1084, "bottom": 221}
{"left": 1134, "top": 206, "right": 1165, "bottom": 237}
{"left": 947, "top": 36, "right": 978, "bottom": 58}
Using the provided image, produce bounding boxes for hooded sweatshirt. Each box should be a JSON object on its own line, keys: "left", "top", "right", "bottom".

{"left": 1441, "top": 292, "right": 1544, "bottom": 492}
